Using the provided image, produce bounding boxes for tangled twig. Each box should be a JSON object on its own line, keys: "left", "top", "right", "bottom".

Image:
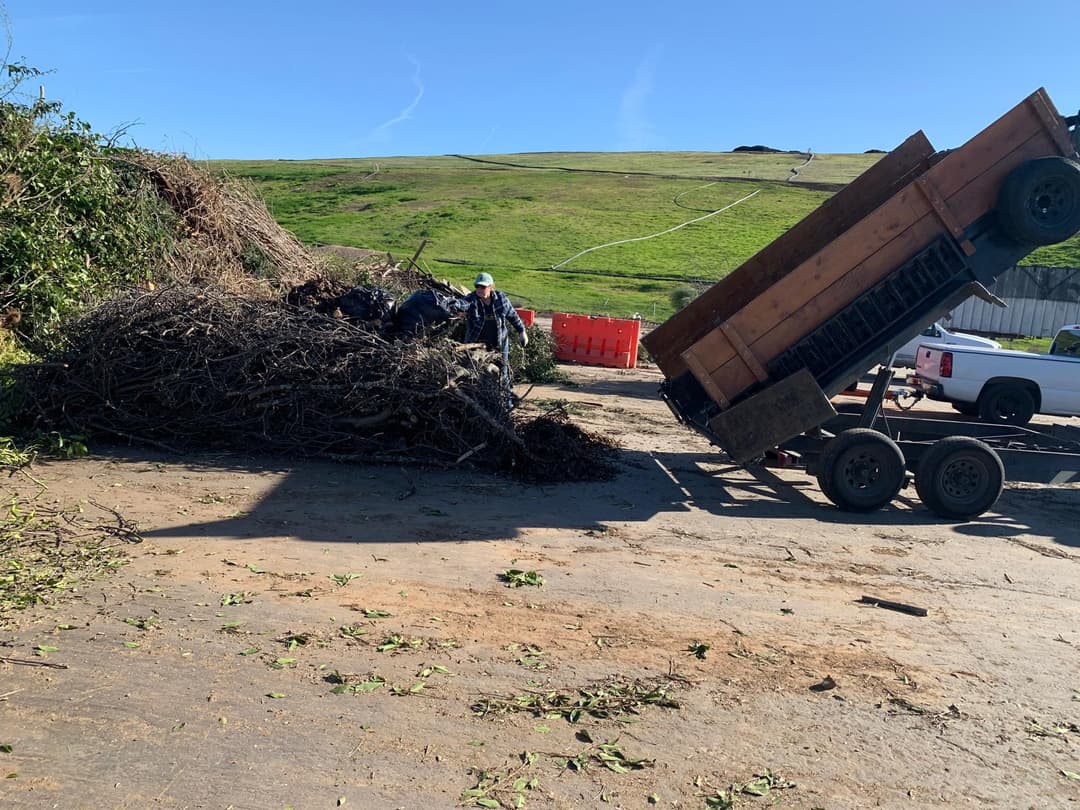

{"left": 16, "top": 286, "right": 618, "bottom": 482}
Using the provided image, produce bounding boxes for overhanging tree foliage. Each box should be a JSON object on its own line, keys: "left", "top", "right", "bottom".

{"left": 0, "top": 60, "right": 172, "bottom": 341}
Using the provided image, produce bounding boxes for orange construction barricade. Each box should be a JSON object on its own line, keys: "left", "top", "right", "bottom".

{"left": 515, "top": 308, "right": 535, "bottom": 327}
{"left": 551, "top": 313, "right": 640, "bottom": 369}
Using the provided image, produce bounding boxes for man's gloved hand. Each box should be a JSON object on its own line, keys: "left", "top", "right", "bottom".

{"left": 518, "top": 330, "right": 529, "bottom": 348}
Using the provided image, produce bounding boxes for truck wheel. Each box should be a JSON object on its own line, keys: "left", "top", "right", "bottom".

{"left": 915, "top": 437, "right": 1004, "bottom": 520}
{"left": 977, "top": 384, "right": 1036, "bottom": 426}
{"left": 997, "top": 156, "right": 1080, "bottom": 245}
{"left": 816, "top": 428, "right": 906, "bottom": 512}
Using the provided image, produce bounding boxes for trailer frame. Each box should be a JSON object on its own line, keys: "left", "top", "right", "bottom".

{"left": 761, "top": 366, "right": 1080, "bottom": 518}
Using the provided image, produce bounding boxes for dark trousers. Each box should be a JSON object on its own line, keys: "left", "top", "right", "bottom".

{"left": 493, "top": 339, "right": 512, "bottom": 408}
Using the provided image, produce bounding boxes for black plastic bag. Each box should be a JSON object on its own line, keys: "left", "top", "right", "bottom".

{"left": 337, "top": 286, "right": 395, "bottom": 322}
{"left": 393, "top": 289, "right": 457, "bottom": 335}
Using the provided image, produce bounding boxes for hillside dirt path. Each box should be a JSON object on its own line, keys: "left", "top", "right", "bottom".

{"left": 2, "top": 363, "right": 1080, "bottom": 809}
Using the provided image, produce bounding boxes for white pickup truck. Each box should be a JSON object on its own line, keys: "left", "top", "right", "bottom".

{"left": 911, "top": 325, "right": 1080, "bottom": 425}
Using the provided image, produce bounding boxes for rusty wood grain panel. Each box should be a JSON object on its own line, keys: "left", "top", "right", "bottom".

{"left": 642, "top": 131, "right": 937, "bottom": 377}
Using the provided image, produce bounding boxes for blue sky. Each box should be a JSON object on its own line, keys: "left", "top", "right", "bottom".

{"left": 3, "top": 1, "right": 1077, "bottom": 160}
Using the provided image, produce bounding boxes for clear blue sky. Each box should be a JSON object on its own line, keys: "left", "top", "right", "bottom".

{"left": 3, "top": 1, "right": 1077, "bottom": 160}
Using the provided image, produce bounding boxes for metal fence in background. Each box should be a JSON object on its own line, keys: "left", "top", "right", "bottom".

{"left": 948, "top": 265, "right": 1080, "bottom": 337}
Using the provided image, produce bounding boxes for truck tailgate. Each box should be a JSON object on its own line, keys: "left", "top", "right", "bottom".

{"left": 914, "top": 345, "right": 945, "bottom": 381}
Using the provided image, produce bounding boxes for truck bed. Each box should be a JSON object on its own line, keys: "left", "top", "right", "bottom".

{"left": 644, "top": 88, "right": 1079, "bottom": 463}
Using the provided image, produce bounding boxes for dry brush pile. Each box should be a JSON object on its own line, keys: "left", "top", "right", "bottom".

{"left": 126, "top": 152, "right": 322, "bottom": 296}
{"left": 4, "top": 131, "right": 617, "bottom": 482}
{"left": 14, "top": 286, "right": 618, "bottom": 482}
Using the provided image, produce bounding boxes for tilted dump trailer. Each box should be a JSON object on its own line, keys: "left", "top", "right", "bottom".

{"left": 642, "top": 88, "right": 1080, "bottom": 518}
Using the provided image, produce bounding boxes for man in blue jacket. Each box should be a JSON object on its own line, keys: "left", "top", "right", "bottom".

{"left": 456, "top": 272, "right": 528, "bottom": 406}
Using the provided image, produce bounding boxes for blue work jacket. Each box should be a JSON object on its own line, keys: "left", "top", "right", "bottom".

{"left": 455, "top": 290, "right": 526, "bottom": 350}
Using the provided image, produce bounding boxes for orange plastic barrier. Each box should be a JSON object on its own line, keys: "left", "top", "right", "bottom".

{"left": 551, "top": 313, "right": 641, "bottom": 369}
{"left": 515, "top": 308, "right": 535, "bottom": 327}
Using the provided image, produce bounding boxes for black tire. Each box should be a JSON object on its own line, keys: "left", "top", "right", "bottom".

{"left": 915, "top": 437, "right": 1004, "bottom": 520}
{"left": 816, "top": 428, "right": 906, "bottom": 512}
{"left": 977, "top": 384, "right": 1036, "bottom": 426}
{"left": 951, "top": 402, "right": 979, "bottom": 417}
{"left": 997, "top": 156, "right": 1080, "bottom": 246}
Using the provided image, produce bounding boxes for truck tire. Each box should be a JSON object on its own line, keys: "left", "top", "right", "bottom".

{"left": 915, "top": 437, "right": 1004, "bottom": 520}
{"left": 816, "top": 428, "right": 906, "bottom": 512}
{"left": 997, "top": 156, "right": 1080, "bottom": 245}
{"left": 977, "top": 383, "right": 1036, "bottom": 426}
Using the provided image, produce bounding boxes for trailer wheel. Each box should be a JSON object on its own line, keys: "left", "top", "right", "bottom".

{"left": 997, "top": 156, "right": 1080, "bottom": 245}
{"left": 816, "top": 428, "right": 906, "bottom": 512}
{"left": 977, "top": 383, "right": 1036, "bottom": 426}
{"left": 915, "top": 437, "right": 1004, "bottom": 520}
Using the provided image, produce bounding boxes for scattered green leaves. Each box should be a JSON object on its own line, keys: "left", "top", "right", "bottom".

{"left": 1027, "top": 718, "right": 1080, "bottom": 738}
{"left": 562, "top": 735, "right": 653, "bottom": 774}
{"left": 377, "top": 634, "right": 424, "bottom": 653}
{"left": 277, "top": 632, "right": 312, "bottom": 650}
{"left": 0, "top": 497, "right": 131, "bottom": 623}
{"left": 359, "top": 608, "right": 391, "bottom": 618}
{"left": 472, "top": 677, "right": 679, "bottom": 722}
{"left": 385, "top": 663, "right": 451, "bottom": 696}
{"left": 123, "top": 616, "right": 159, "bottom": 631}
{"left": 390, "top": 681, "right": 427, "bottom": 696}
{"left": 508, "top": 643, "right": 547, "bottom": 670}
{"left": 703, "top": 770, "right": 796, "bottom": 808}
{"left": 328, "top": 672, "right": 386, "bottom": 695}
{"left": 417, "top": 664, "right": 451, "bottom": 678}
{"left": 329, "top": 572, "right": 361, "bottom": 587}
{"left": 220, "top": 591, "right": 255, "bottom": 606}
{"left": 500, "top": 569, "right": 544, "bottom": 588}
{"left": 687, "top": 642, "right": 710, "bottom": 660}
{"left": 461, "top": 754, "right": 540, "bottom": 809}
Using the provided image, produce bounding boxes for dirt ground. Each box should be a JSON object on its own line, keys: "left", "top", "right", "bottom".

{"left": 2, "top": 362, "right": 1080, "bottom": 810}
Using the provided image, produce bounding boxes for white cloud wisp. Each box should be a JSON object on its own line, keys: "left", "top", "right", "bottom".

{"left": 369, "top": 54, "right": 425, "bottom": 141}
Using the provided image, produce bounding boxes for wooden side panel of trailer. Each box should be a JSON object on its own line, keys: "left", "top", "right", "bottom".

{"left": 678, "top": 89, "right": 1071, "bottom": 406}
{"left": 640, "top": 131, "right": 938, "bottom": 378}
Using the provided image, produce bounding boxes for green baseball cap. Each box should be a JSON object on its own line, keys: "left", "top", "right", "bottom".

{"left": 474, "top": 272, "right": 494, "bottom": 287}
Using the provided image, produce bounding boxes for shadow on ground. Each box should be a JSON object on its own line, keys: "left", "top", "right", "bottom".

{"left": 86, "top": 441, "right": 1079, "bottom": 550}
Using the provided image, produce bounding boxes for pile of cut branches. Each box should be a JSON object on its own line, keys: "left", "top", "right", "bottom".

{"left": 125, "top": 153, "right": 324, "bottom": 296}
{"left": 13, "top": 287, "right": 618, "bottom": 481}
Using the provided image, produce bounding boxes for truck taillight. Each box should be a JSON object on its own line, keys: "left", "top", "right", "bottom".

{"left": 940, "top": 351, "right": 953, "bottom": 378}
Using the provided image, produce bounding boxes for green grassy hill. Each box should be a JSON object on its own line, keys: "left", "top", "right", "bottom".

{"left": 213, "top": 152, "right": 1080, "bottom": 321}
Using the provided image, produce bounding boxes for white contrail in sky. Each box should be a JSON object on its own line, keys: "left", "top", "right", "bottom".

{"left": 617, "top": 48, "right": 661, "bottom": 150}
{"left": 369, "top": 54, "right": 424, "bottom": 139}
{"left": 478, "top": 126, "right": 498, "bottom": 153}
